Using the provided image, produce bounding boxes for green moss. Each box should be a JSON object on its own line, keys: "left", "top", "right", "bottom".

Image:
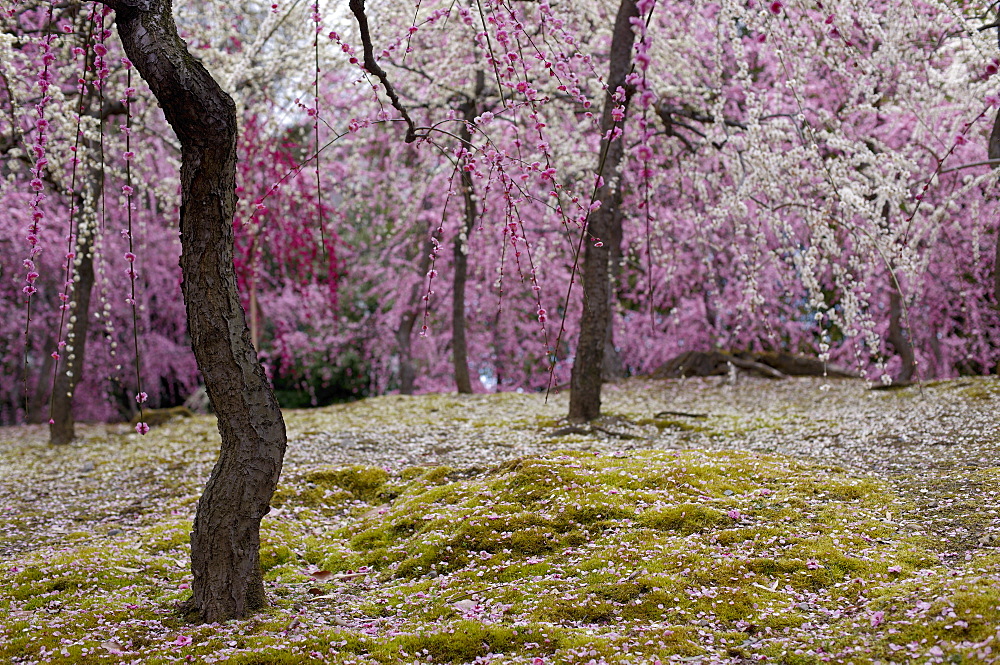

{"left": 221, "top": 651, "right": 325, "bottom": 664}
{"left": 639, "top": 503, "right": 727, "bottom": 533}
{"left": 272, "top": 465, "right": 389, "bottom": 512}
{"left": 385, "top": 622, "right": 520, "bottom": 662}
{"left": 305, "top": 466, "right": 390, "bottom": 502}
{"left": 5, "top": 388, "right": 1000, "bottom": 665}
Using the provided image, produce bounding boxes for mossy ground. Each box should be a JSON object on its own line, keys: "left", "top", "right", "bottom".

{"left": 1, "top": 378, "right": 999, "bottom": 663}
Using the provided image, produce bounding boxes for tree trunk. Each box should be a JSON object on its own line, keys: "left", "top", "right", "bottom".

{"left": 989, "top": 109, "right": 1000, "bottom": 302}
{"left": 452, "top": 72, "right": 484, "bottom": 394}
{"left": 49, "top": 178, "right": 100, "bottom": 445}
{"left": 887, "top": 289, "right": 915, "bottom": 383}
{"left": 48, "top": 22, "right": 112, "bottom": 445}
{"left": 101, "top": 0, "right": 287, "bottom": 622}
{"left": 396, "top": 203, "right": 440, "bottom": 394}
{"left": 396, "top": 288, "right": 420, "bottom": 395}
{"left": 27, "top": 335, "right": 56, "bottom": 424}
{"left": 602, "top": 209, "right": 625, "bottom": 381}
{"left": 568, "top": 0, "right": 639, "bottom": 422}
{"left": 396, "top": 241, "right": 433, "bottom": 395}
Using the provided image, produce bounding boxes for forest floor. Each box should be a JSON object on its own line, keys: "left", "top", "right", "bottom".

{"left": 0, "top": 376, "right": 999, "bottom": 664}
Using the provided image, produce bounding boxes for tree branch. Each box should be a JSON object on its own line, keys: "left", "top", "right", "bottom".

{"left": 349, "top": 0, "right": 418, "bottom": 143}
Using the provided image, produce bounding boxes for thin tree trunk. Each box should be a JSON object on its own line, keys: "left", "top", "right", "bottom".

{"left": 100, "top": 0, "right": 287, "bottom": 622}
{"left": 49, "top": 178, "right": 101, "bottom": 445}
{"left": 602, "top": 211, "right": 625, "bottom": 381}
{"left": 452, "top": 71, "right": 485, "bottom": 394}
{"left": 27, "top": 335, "right": 56, "bottom": 424}
{"left": 888, "top": 289, "right": 915, "bottom": 383}
{"left": 989, "top": 109, "right": 1000, "bottom": 301}
{"left": 396, "top": 285, "right": 421, "bottom": 395}
{"left": 397, "top": 241, "right": 433, "bottom": 395}
{"left": 568, "top": 0, "right": 639, "bottom": 422}
{"left": 397, "top": 216, "right": 438, "bottom": 394}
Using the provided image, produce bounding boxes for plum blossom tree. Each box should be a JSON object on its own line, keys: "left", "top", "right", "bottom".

{"left": 0, "top": 1, "right": 200, "bottom": 432}
{"left": 68, "top": 0, "right": 284, "bottom": 622}
{"left": 567, "top": 0, "right": 640, "bottom": 422}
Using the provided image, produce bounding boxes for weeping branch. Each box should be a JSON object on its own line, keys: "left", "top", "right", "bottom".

{"left": 349, "top": 0, "right": 418, "bottom": 143}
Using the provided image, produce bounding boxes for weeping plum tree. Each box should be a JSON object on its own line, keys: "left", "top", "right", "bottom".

{"left": 452, "top": 70, "right": 486, "bottom": 394}
{"left": 567, "top": 0, "right": 639, "bottom": 422}
{"left": 93, "top": 0, "right": 286, "bottom": 622}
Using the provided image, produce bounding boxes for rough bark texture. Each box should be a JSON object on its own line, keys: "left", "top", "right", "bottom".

{"left": 567, "top": 0, "right": 639, "bottom": 422}
{"left": 26, "top": 336, "right": 56, "bottom": 425}
{"left": 102, "top": 0, "right": 287, "bottom": 622}
{"left": 397, "top": 232, "right": 435, "bottom": 395}
{"left": 49, "top": 180, "right": 100, "bottom": 445}
{"left": 451, "top": 72, "right": 485, "bottom": 394}
{"left": 887, "top": 290, "right": 915, "bottom": 384}
{"left": 990, "top": 109, "right": 1000, "bottom": 302}
{"left": 602, "top": 210, "right": 625, "bottom": 381}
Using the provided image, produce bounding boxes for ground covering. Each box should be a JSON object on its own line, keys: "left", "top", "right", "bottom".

{"left": 1, "top": 377, "right": 999, "bottom": 664}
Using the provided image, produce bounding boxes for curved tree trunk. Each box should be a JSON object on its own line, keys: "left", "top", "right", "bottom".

{"left": 100, "top": 0, "right": 287, "bottom": 622}
{"left": 568, "top": 0, "right": 639, "bottom": 422}
{"left": 452, "top": 71, "right": 485, "bottom": 394}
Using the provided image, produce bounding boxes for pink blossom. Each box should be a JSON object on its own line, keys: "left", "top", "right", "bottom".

{"left": 135, "top": 422, "right": 150, "bottom": 435}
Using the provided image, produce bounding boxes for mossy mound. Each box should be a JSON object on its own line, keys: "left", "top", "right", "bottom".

{"left": 290, "top": 449, "right": 997, "bottom": 663}
{"left": 2, "top": 446, "right": 999, "bottom": 664}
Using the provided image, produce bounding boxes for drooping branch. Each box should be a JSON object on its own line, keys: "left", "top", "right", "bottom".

{"left": 349, "top": 0, "right": 418, "bottom": 143}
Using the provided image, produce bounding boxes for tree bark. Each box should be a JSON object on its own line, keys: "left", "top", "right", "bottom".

{"left": 451, "top": 71, "right": 485, "bottom": 394}
{"left": 100, "top": 0, "right": 287, "bottom": 622}
{"left": 49, "top": 177, "right": 101, "bottom": 445}
{"left": 887, "top": 289, "right": 915, "bottom": 383}
{"left": 989, "top": 109, "right": 1000, "bottom": 302}
{"left": 397, "top": 233, "right": 434, "bottom": 395}
{"left": 602, "top": 210, "right": 625, "bottom": 381}
{"left": 568, "top": 0, "right": 639, "bottom": 422}
{"left": 27, "top": 335, "right": 56, "bottom": 424}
